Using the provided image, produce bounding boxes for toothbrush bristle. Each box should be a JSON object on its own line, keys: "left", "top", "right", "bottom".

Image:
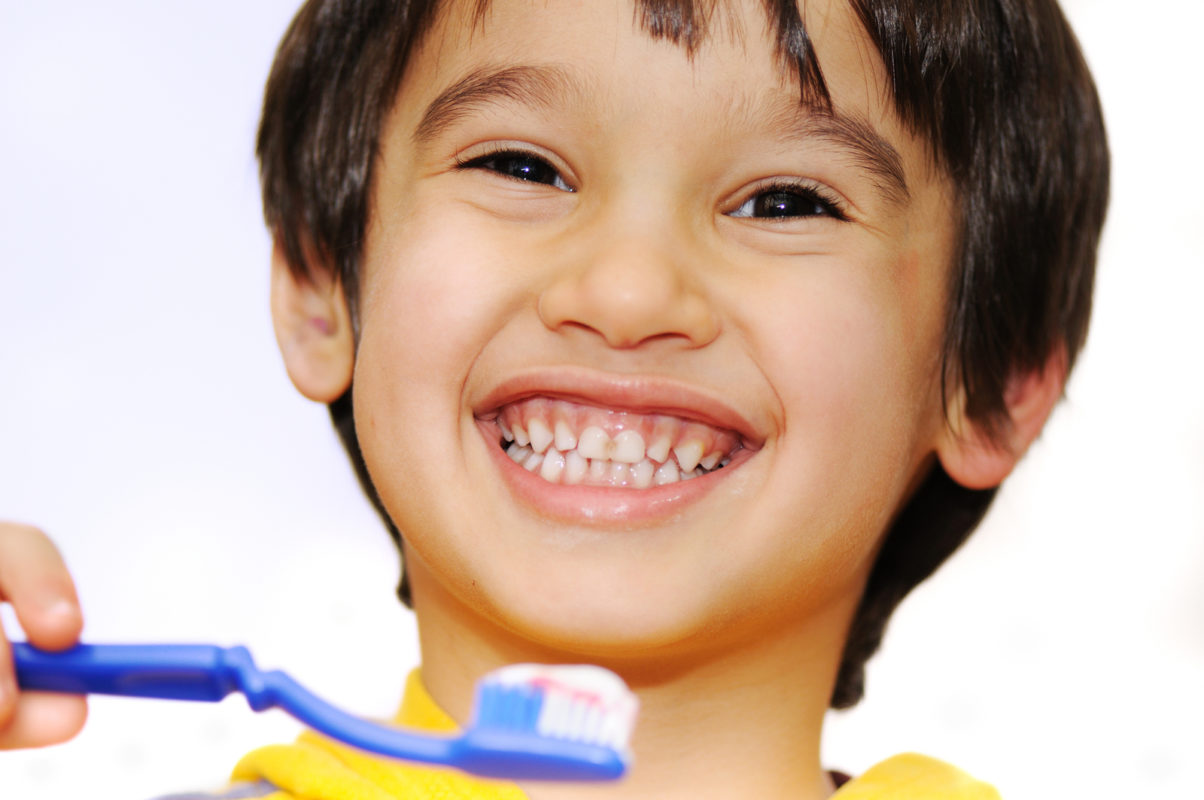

{"left": 476, "top": 664, "right": 638, "bottom": 754}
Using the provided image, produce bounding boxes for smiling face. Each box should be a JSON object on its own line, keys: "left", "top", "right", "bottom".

{"left": 339, "top": 0, "right": 956, "bottom": 666}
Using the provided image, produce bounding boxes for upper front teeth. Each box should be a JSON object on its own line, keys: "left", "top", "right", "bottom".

{"left": 527, "top": 418, "right": 554, "bottom": 454}
{"left": 527, "top": 424, "right": 664, "bottom": 467}
{"left": 611, "top": 430, "right": 645, "bottom": 463}
{"left": 673, "top": 440, "right": 705, "bottom": 473}
{"left": 502, "top": 424, "right": 724, "bottom": 487}
{"left": 577, "top": 426, "right": 610, "bottom": 460}
{"left": 646, "top": 434, "right": 671, "bottom": 463}
{"left": 553, "top": 420, "right": 577, "bottom": 451}
{"left": 507, "top": 440, "right": 704, "bottom": 487}
{"left": 494, "top": 398, "right": 741, "bottom": 488}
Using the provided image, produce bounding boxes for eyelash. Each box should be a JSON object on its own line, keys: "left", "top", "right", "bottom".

{"left": 456, "top": 148, "right": 848, "bottom": 221}
{"left": 455, "top": 147, "right": 575, "bottom": 192}
{"left": 727, "top": 180, "right": 848, "bottom": 222}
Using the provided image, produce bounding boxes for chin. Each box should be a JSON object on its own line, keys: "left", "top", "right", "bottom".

{"left": 466, "top": 562, "right": 736, "bottom": 665}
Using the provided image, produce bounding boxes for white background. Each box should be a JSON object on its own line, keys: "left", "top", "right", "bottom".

{"left": 1, "top": 1, "right": 1201, "bottom": 797}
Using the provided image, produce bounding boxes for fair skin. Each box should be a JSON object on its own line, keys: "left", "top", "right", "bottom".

{"left": 1, "top": 0, "right": 1064, "bottom": 796}
{"left": 0, "top": 523, "right": 87, "bottom": 749}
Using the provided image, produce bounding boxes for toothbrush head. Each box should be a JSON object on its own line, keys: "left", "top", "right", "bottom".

{"left": 454, "top": 663, "right": 638, "bottom": 781}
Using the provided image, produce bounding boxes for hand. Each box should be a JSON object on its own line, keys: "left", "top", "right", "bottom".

{"left": 0, "top": 522, "right": 87, "bottom": 748}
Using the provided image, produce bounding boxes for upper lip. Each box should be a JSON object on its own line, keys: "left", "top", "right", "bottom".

{"left": 473, "top": 367, "right": 765, "bottom": 448}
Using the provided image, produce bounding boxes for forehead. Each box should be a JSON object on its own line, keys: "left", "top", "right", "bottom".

{"left": 392, "top": 0, "right": 926, "bottom": 207}
{"left": 404, "top": 0, "right": 905, "bottom": 140}
{"left": 441, "top": 0, "right": 841, "bottom": 102}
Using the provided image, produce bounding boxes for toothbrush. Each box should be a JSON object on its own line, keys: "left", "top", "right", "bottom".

{"left": 13, "top": 642, "right": 637, "bottom": 782}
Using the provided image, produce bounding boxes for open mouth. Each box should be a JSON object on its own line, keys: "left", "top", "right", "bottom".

{"left": 491, "top": 397, "right": 744, "bottom": 488}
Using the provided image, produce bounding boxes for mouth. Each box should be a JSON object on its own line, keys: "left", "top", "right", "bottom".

{"left": 485, "top": 396, "right": 747, "bottom": 489}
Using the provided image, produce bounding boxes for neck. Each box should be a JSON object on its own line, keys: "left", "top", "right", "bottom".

{"left": 530, "top": 646, "right": 840, "bottom": 800}
{"left": 409, "top": 566, "right": 852, "bottom": 800}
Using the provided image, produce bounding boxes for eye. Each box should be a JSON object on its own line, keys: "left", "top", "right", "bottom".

{"left": 456, "top": 148, "right": 574, "bottom": 192}
{"left": 728, "top": 182, "right": 847, "bottom": 221}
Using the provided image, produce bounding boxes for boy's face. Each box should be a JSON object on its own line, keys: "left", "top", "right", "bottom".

{"left": 346, "top": 0, "right": 956, "bottom": 661}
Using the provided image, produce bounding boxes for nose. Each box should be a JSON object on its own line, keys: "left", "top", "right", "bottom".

{"left": 537, "top": 230, "right": 719, "bottom": 350}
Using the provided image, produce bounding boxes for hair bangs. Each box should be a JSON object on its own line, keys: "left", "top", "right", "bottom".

{"left": 469, "top": 0, "right": 832, "bottom": 107}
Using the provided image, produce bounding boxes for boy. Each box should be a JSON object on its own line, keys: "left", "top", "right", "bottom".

{"left": 0, "top": 0, "right": 1108, "bottom": 797}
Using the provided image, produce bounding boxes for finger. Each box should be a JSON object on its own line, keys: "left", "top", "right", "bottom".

{"left": 0, "top": 691, "right": 87, "bottom": 749}
{"left": 0, "top": 630, "right": 15, "bottom": 725}
{"left": 0, "top": 524, "right": 83, "bottom": 649}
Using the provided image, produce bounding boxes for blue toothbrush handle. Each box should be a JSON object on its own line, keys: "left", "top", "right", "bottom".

{"left": 13, "top": 642, "right": 257, "bottom": 703}
{"left": 12, "top": 642, "right": 456, "bottom": 763}
{"left": 12, "top": 643, "right": 628, "bottom": 781}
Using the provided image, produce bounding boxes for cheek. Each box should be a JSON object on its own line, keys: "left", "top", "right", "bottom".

{"left": 359, "top": 216, "right": 505, "bottom": 373}
{"left": 746, "top": 249, "right": 945, "bottom": 526}
{"left": 350, "top": 210, "right": 516, "bottom": 493}
{"left": 760, "top": 266, "right": 934, "bottom": 426}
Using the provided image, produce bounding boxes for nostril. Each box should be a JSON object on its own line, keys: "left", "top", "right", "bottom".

{"left": 538, "top": 286, "right": 719, "bottom": 349}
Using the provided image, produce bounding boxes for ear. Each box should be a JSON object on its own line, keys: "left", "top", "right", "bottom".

{"left": 270, "top": 238, "right": 355, "bottom": 403}
{"left": 937, "top": 347, "right": 1068, "bottom": 490}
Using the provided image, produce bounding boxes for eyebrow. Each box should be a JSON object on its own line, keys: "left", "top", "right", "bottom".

{"left": 413, "top": 64, "right": 585, "bottom": 145}
{"left": 790, "top": 112, "right": 910, "bottom": 206}
{"left": 414, "top": 63, "right": 910, "bottom": 205}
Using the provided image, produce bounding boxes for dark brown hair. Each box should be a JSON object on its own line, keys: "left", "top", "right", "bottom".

{"left": 257, "top": 0, "right": 1109, "bottom": 708}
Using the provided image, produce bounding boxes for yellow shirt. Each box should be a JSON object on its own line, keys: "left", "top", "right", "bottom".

{"left": 229, "top": 672, "right": 1000, "bottom": 799}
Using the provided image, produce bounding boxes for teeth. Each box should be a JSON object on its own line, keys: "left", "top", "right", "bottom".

{"left": 608, "top": 461, "right": 631, "bottom": 487}
{"left": 553, "top": 420, "right": 577, "bottom": 452}
{"left": 589, "top": 458, "right": 609, "bottom": 482}
{"left": 499, "top": 409, "right": 739, "bottom": 488}
{"left": 564, "top": 450, "right": 589, "bottom": 484}
{"left": 646, "top": 434, "right": 671, "bottom": 464}
{"left": 631, "top": 459, "right": 655, "bottom": 489}
{"left": 655, "top": 462, "right": 680, "bottom": 485}
{"left": 577, "top": 427, "right": 610, "bottom": 460}
{"left": 540, "top": 449, "right": 566, "bottom": 483}
{"left": 673, "top": 440, "right": 705, "bottom": 473}
{"left": 611, "top": 430, "right": 645, "bottom": 463}
{"left": 528, "top": 418, "right": 554, "bottom": 454}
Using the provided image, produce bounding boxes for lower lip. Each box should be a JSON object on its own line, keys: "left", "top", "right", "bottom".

{"left": 476, "top": 420, "right": 736, "bottom": 525}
